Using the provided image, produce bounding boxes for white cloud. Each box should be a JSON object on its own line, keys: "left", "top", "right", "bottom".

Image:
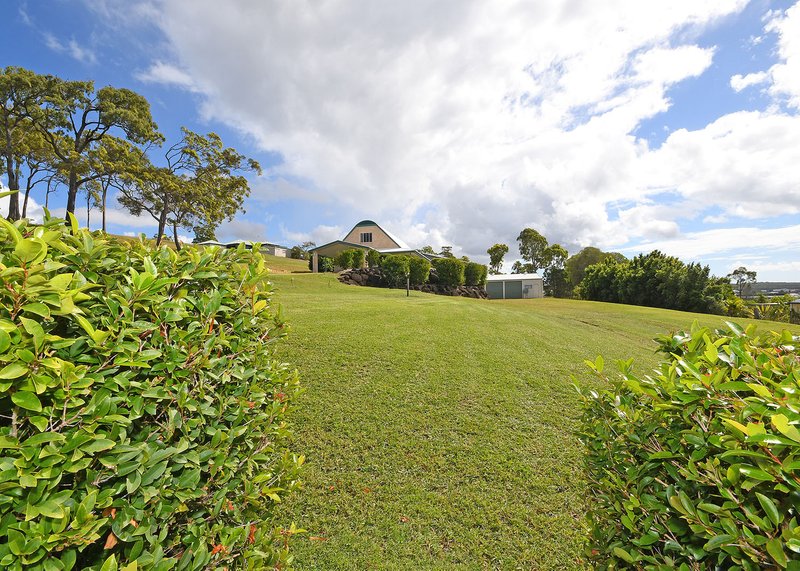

{"left": 729, "top": 5, "right": 800, "bottom": 107}
{"left": 216, "top": 219, "right": 268, "bottom": 242}
{"left": 638, "top": 111, "right": 800, "bottom": 221}
{"left": 765, "top": 3, "right": 800, "bottom": 109}
{"left": 109, "top": 0, "right": 800, "bottom": 279}
{"left": 282, "top": 224, "right": 342, "bottom": 247}
{"left": 0, "top": 191, "right": 45, "bottom": 223}
{"left": 50, "top": 206, "right": 160, "bottom": 230}
{"left": 43, "top": 33, "right": 97, "bottom": 65}
{"left": 134, "top": 61, "right": 199, "bottom": 91}
{"left": 621, "top": 224, "right": 800, "bottom": 260}
{"left": 730, "top": 71, "right": 769, "bottom": 92}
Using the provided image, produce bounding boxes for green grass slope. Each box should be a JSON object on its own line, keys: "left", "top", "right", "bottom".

{"left": 271, "top": 273, "right": 798, "bottom": 570}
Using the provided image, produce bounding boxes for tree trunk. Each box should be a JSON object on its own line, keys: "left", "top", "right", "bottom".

{"left": 172, "top": 221, "right": 181, "bottom": 251}
{"left": 101, "top": 181, "right": 108, "bottom": 233}
{"left": 4, "top": 154, "right": 20, "bottom": 221}
{"left": 156, "top": 207, "right": 168, "bottom": 247}
{"left": 86, "top": 191, "right": 91, "bottom": 229}
{"left": 22, "top": 181, "right": 32, "bottom": 219}
{"left": 66, "top": 169, "right": 78, "bottom": 216}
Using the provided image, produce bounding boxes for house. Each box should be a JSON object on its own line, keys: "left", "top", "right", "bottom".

{"left": 308, "top": 220, "right": 435, "bottom": 272}
{"left": 197, "top": 240, "right": 289, "bottom": 257}
{"left": 485, "top": 273, "right": 544, "bottom": 299}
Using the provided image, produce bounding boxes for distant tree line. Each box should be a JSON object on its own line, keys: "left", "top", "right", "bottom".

{"left": 484, "top": 228, "right": 754, "bottom": 316}
{"left": 1, "top": 66, "right": 260, "bottom": 249}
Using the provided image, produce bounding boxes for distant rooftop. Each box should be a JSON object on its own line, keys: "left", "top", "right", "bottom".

{"left": 486, "top": 273, "right": 542, "bottom": 281}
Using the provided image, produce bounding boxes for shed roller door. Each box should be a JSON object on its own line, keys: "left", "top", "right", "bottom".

{"left": 504, "top": 280, "right": 523, "bottom": 299}
{"left": 487, "top": 282, "right": 504, "bottom": 299}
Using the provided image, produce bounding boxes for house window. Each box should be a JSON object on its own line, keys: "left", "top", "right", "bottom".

{"left": 360, "top": 232, "right": 373, "bottom": 243}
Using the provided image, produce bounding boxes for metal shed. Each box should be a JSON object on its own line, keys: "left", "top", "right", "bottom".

{"left": 486, "top": 273, "right": 544, "bottom": 300}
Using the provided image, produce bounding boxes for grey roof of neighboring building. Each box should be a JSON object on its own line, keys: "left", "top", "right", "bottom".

{"left": 197, "top": 240, "right": 289, "bottom": 249}
{"left": 486, "top": 273, "right": 542, "bottom": 281}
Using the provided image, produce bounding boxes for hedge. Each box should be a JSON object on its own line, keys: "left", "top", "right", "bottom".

{"left": 408, "top": 257, "right": 431, "bottom": 286}
{"left": 334, "top": 249, "right": 354, "bottom": 270}
{"left": 432, "top": 258, "right": 465, "bottom": 287}
{"left": 350, "top": 249, "right": 366, "bottom": 269}
{"left": 0, "top": 215, "right": 302, "bottom": 570}
{"left": 380, "top": 255, "right": 410, "bottom": 288}
{"left": 578, "top": 321, "right": 800, "bottom": 569}
{"left": 464, "top": 262, "right": 487, "bottom": 287}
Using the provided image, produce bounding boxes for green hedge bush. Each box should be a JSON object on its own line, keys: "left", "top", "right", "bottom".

{"left": 334, "top": 249, "right": 354, "bottom": 271}
{"left": 350, "top": 249, "right": 366, "bottom": 269}
{"left": 408, "top": 258, "right": 431, "bottom": 286}
{"left": 578, "top": 321, "right": 800, "bottom": 569}
{"left": 432, "top": 258, "right": 465, "bottom": 287}
{"left": 380, "top": 255, "right": 410, "bottom": 288}
{"left": 464, "top": 262, "right": 487, "bottom": 287}
{"left": 0, "top": 215, "right": 302, "bottom": 570}
{"left": 366, "top": 250, "right": 381, "bottom": 268}
{"left": 308, "top": 255, "right": 333, "bottom": 272}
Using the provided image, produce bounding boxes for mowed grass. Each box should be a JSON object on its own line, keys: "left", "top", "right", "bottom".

{"left": 271, "top": 273, "right": 799, "bottom": 570}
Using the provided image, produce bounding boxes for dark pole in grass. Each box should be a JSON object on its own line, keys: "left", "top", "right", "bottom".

{"left": 406, "top": 272, "right": 410, "bottom": 297}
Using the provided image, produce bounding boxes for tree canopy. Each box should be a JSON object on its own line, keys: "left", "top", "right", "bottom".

{"left": 117, "top": 128, "right": 261, "bottom": 249}
{"left": 579, "top": 250, "right": 730, "bottom": 314}
{"left": 2, "top": 66, "right": 259, "bottom": 242}
{"left": 727, "top": 266, "right": 757, "bottom": 297}
{"left": 486, "top": 243, "right": 508, "bottom": 274}
{"left": 516, "top": 228, "right": 549, "bottom": 272}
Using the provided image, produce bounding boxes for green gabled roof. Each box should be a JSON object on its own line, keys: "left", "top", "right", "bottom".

{"left": 353, "top": 220, "right": 378, "bottom": 228}
{"left": 308, "top": 240, "right": 375, "bottom": 254}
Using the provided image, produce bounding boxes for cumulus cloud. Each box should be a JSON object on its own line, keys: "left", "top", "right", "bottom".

{"left": 619, "top": 224, "right": 800, "bottom": 281}
{"left": 134, "top": 61, "right": 199, "bottom": 91}
{"left": 730, "top": 71, "right": 769, "bottom": 92}
{"left": 49, "top": 205, "right": 160, "bottom": 230}
{"left": 0, "top": 191, "right": 45, "bottom": 223}
{"left": 728, "top": 5, "right": 800, "bottom": 107}
{"left": 765, "top": 3, "right": 800, "bottom": 108}
{"left": 216, "top": 219, "right": 268, "bottom": 242}
{"left": 104, "top": 0, "right": 800, "bottom": 279}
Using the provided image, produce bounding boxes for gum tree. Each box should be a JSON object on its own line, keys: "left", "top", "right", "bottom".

{"left": 486, "top": 243, "right": 508, "bottom": 274}
{"left": 118, "top": 128, "right": 261, "bottom": 250}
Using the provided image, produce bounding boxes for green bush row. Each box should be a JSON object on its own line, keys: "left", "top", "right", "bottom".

{"left": 578, "top": 322, "right": 800, "bottom": 569}
{"left": 0, "top": 215, "right": 302, "bottom": 570}
{"left": 334, "top": 249, "right": 366, "bottom": 270}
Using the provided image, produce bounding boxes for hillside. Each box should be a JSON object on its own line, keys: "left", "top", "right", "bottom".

{"left": 271, "top": 274, "right": 799, "bottom": 570}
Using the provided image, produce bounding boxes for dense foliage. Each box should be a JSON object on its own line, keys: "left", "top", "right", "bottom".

{"left": 464, "top": 262, "right": 488, "bottom": 287}
{"left": 408, "top": 257, "right": 431, "bottom": 286}
{"left": 0, "top": 215, "right": 302, "bottom": 570}
{"left": 432, "top": 258, "right": 466, "bottom": 287}
{"left": 565, "top": 247, "right": 625, "bottom": 295}
{"left": 579, "top": 322, "right": 800, "bottom": 569}
{"left": 579, "top": 250, "right": 729, "bottom": 314}
{"left": 380, "top": 255, "right": 410, "bottom": 287}
{"left": 486, "top": 244, "right": 508, "bottom": 275}
{"left": 308, "top": 255, "right": 334, "bottom": 272}
{"left": 350, "top": 249, "right": 366, "bottom": 270}
{"left": 0, "top": 66, "right": 258, "bottom": 248}
{"left": 366, "top": 249, "right": 382, "bottom": 268}
{"left": 334, "top": 249, "right": 354, "bottom": 270}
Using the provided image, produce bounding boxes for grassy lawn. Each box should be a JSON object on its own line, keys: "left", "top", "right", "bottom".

{"left": 271, "top": 273, "right": 798, "bottom": 570}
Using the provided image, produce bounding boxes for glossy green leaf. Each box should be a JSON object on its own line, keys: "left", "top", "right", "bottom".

{"left": 756, "top": 492, "right": 781, "bottom": 526}
{"left": 772, "top": 414, "right": 800, "bottom": 444}
{"left": 11, "top": 391, "right": 42, "bottom": 412}
{"left": 767, "top": 538, "right": 788, "bottom": 568}
{"left": 0, "top": 362, "right": 28, "bottom": 379}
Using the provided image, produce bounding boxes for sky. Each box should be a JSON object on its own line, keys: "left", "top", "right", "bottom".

{"left": 2, "top": 0, "right": 799, "bottom": 280}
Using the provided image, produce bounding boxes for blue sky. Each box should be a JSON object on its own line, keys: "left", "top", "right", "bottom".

{"left": 2, "top": 0, "right": 800, "bottom": 281}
